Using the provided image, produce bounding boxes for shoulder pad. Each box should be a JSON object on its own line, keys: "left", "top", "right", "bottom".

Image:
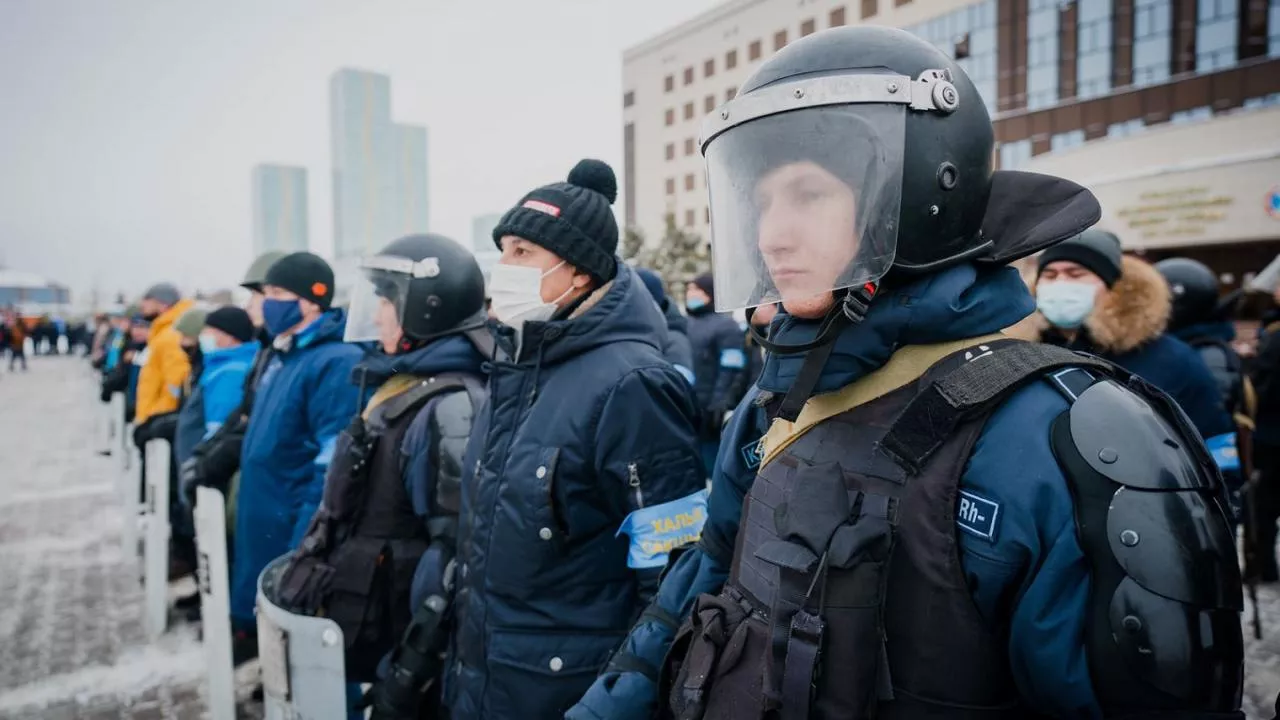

{"left": 1066, "top": 378, "right": 1210, "bottom": 491}
{"left": 432, "top": 388, "right": 476, "bottom": 440}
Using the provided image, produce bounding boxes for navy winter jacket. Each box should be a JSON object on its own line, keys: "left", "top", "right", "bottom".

{"left": 569, "top": 263, "right": 1129, "bottom": 720}
{"left": 444, "top": 266, "right": 704, "bottom": 719}
{"left": 230, "top": 311, "right": 363, "bottom": 624}
{"left": 685, "top": 308, "right": 747, "bottom": 420}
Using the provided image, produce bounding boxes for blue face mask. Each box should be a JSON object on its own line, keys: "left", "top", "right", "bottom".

{"left": 1036, "top": 280, "right": 1098, "bottom": 329}
{"left": 262, "top": 298, "right": 304, "bottom": 336}
{"left": 198, "top": 334, "right": 219, "bottom": 355}
{"left": 686, "top": 297, "right": 708, "bottom": 312}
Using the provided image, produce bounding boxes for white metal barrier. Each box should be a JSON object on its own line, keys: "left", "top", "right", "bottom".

{"left": 143, "top": 439, "right": 171, "bottom": 640}
{"left": 98, "top": 398, "right": 116, "bottom": 456}
{"left": 119, "top": 433, "right": 140, "bottom": 577}
{"left": 195, "top": 486, "right": 235, "bottom": 720}
{"left": 257, "top": 556, "right": 348, "bottom": 720}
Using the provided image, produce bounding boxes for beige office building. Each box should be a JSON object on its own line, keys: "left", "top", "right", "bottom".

{"left": 622, "top": 0, "right": 1280, "bottom": 288}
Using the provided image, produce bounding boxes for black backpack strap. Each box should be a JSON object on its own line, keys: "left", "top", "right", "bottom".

{"left": 880, "top": 340, "right": 1111, "bottom": 475}
{"left": 377, "top": 374, "right": 471, "bottom": 424}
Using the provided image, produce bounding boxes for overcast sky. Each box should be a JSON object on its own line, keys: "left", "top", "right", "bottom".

{"left": 0, "top": 0, "right": 721, "bottom": 303}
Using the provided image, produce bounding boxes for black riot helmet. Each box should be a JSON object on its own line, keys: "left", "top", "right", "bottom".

{"left": 1156, "top": 257, "right": 1220, "bottom": 330}
{"left": 344, "top": 234, "right": 487, "bottom": 349}
{"left": 705, "top": 25, "right": 1101, "bottom": 417}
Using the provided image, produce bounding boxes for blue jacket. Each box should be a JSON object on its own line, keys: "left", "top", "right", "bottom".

{"left": 230, "top": 311, "right": 363, "bottom": 623}
{"left": 569, "top": 264, "right": 1110, "bottom": 720}
{"left": 175, "top": 342, "right": 260, "bottom": 466}
{"left": 686, "top": 308, "right": 747, "bottom": 419}
{"left": 354, "top": 334, "right": 489, "bottom": 612}
{"left": 445, "top": 266, "right": 704, "bottom": 719}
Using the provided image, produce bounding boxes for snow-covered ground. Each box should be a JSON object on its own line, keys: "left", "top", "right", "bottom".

{"left": 0, "top": 357, "right": 261, "bottom": 719}
{"left": 1, "top": 355, "right": 1278, "bottom": 717}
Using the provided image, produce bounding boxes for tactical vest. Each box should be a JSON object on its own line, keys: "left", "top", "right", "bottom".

{"left": 278, "top": 372, "right": 483, "bottom": 682}
{"left": 661, "top": 339, "right": 1109, "bottom": 720}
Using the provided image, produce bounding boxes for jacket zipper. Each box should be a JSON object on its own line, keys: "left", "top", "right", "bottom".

{"left": 628, "top": 462, "right": 645, "bottom": 509}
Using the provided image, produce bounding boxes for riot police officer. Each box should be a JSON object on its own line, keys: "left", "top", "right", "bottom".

{"left": 569, "top": 25, "right": 1244, "bottom": 720}
{"left": 273, "top": 234, "right": 490, "bottom": 718}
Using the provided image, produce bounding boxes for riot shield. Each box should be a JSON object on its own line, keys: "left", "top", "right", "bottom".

{"left": 257, "top": 556, "right": 349, "bottom": 720}
{"left": 143, "top": 438, "right": 170, "bottom": 640}
{"left": 195, "top": 486, "right": 235, "bottom": 720}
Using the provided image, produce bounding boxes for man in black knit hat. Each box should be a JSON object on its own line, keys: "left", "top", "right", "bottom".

{"left": 444, "top": 160, "right": 704, "bottom": 720}
{"left": 229, "top": 251, "right": 363, "bottom": 665}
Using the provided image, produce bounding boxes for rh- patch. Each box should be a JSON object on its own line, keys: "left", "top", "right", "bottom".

{"left": 956, "top": 490, "right": 1000, "bottom": 542}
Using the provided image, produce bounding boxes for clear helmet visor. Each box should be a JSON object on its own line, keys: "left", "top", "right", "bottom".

{"left": 343, "top": 255, "right": 440, "bottom": 346}
{"left": 705, "top": 103, "right": 905, "bottom": 312}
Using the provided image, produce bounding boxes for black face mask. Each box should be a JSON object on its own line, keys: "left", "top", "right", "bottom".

{"left": 142, "top": 312, "right": 160, "bottom": 322}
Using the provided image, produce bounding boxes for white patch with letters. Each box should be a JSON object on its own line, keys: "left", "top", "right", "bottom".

{"left": 956, "top": 490, "right": 1000, "bottom": 542}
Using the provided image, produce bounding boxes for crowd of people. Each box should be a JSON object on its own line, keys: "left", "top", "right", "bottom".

{"left": 1, "top": 310, "right": 91, "bottom": 371}
{"left": 80, "top": 24, "right": 1280, "bottom": 720}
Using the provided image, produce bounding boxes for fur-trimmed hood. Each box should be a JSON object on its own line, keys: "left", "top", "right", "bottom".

{"left": 1009, "top": 255, "right": 1171, "bottom": 354}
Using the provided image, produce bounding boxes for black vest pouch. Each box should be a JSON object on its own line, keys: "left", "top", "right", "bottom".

{"left": 326, "top": 535, "right": 391, "bottom": 682}
{"left": 661, "top": 587, "right": 762, "bottom": 720}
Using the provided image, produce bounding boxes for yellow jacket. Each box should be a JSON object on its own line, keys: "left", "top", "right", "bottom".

{"left": 135, "top": 299, "right": 194, "bottom": 425}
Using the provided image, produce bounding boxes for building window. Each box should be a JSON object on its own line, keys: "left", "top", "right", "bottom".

{"left": 1271, "top": 0, "right": 1280, "bottom": 56}
{"left": 749, "top": 40, "right": 762, "bottom": 60}
{"left": 664, "top": 75, "right": 674, "bottom": 93}
{"left": 623, "top": 91, "right": 635, "bottom": 108}
{"left": 685, "top": 174, "right": 695, "bottom": 191}
{"left": 665, "top": 143, "right": 675, "bottom": 161}
{"left": 896, "top": 0, "right": 911, "bottom": 6}
{"left": 685, "top": 209, "right": 696, "bottom": 227}
{"left": 726, "top": 86, "right": 737, "bottom": 101}
{"left": 775, "top": 30, "right": 788, "bottom": 51}
{"left": 666, "top": 178, "right": 675, "bottom": 195}
{"left": 1132, "top": 0, "right": 1172, "bottom": 87}
{"left": 665, "top": 108, "right": 674, "bottom": 126}
{"left": 861, "top": 0, "right": 877, "bottom": 19}
{"left": 726, "top": 49, "right": 738, "bottom": 69}
{"left": 1170, "top": 105, "right": 1213, "bottom": 124}
{"left": 704, "top": 59, "right": 716, "bottom": 78}
{"left": 1077, "top": 0, "right": 1113, "bottom": 99}
{"left": 1197, "top": 0, "right": 1239, "bottom": 73}
{"left": 801, "top": 19, "right": 816, "bottom": 36}
{"left": 704, "top": 94, "right": 716, "bottom": 113}
{"left": 1107, "top": 118, "right": 1145, "bottom": 137}
{"left": 685, "top": 138, "right": 695, "bottom": 156}
{"left": 903, "top": 0, "right": 998, "bottom": 114}
{"left": 684, "top": 102, "right": 695, "bottom": 120}
{"left": 998, "top": 139, "right": 1032, "bottom": 170}
{"left": 830, "top": 7, "right": 846, "bottom": 26}
{"left": 683, "top": 67, "right": 695, "bottom": 86}
{"left": 1050, "top": 129, "right": 1086, "bottom": 152}
{"left": 1025, "top": 0, "right": 1060, "bottom": 110}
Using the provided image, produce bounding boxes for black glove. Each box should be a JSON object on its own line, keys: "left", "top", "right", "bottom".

{"left": 360, "top": 671, "right": 431, "bottom": 720}
{"left": 179, "top": 458, "right": 202, "bottom": 508}
{"left": 146, "top": 412, "right": 180, "bottom": 443}
{"left": 133, "top": 420, "right": 152, "bottom": 449}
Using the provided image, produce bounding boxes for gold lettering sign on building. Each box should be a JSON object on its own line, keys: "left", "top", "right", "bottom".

{"left": 1115, "top": 186, "right": 1234, "bottom": 242}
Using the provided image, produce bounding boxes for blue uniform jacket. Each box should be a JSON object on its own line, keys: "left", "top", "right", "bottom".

{"left": 444, "top": 266, "right": 704, "bottom": 719}
{"left": 230, "top": 311, "right": 363, "bottom": 623}
{"left": 174, "top": 343, "right": 259, "bottom": 467}
{"left": 686, "top": 308, "right": 747, "bottom": 417}
{"left": 569, "top": 264, "right": 1107, "bottom": 720}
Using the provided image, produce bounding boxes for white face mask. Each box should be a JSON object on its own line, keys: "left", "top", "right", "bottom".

{"left": 489, "top": 261, "right": 571, "bottom": 329}
{"left": 1036, "top": 280, "right": 1098, "bottom": 329}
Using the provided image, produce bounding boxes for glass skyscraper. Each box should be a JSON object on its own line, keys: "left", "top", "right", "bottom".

{"left": 330, "top": 68, "right": 429, "bottom": 260}
{"left": 251, "top": 164, "right": 309, "bottom": 255}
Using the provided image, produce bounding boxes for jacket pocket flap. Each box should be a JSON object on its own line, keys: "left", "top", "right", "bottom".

{"left": 488, "top": 628, "right": 623, "bottom": 677}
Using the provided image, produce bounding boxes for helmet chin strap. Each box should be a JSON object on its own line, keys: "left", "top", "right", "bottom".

{"left": 748, "top": 283, "right": 877, "bottom": 423}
